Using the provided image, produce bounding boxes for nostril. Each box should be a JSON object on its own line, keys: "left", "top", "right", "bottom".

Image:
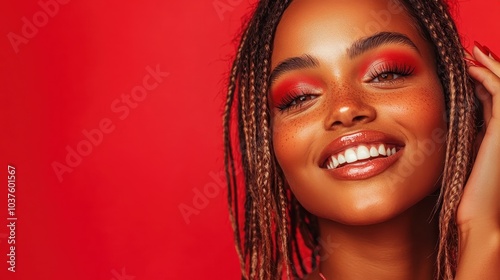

{"left": 331, "top": 120, "right": 343, "bottom": 127}
{"left": 353, "top": 115, "right": 368, "bottom": 123}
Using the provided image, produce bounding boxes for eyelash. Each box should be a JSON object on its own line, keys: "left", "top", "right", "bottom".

{"left": 275, "top": 63, "right": 415, "bottom": 111}
{"left": 368, "top": 62, "right": 415, "bottom": 82}
{"left": 276, "top": 90, "right": 318, "bottom": 111}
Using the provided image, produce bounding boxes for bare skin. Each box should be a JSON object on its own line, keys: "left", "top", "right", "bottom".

{"left": 268, "top": 0, "right": 500, "bottom": 279}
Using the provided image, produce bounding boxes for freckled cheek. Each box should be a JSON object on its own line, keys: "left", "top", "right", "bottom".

{"left": 416, "top": 88, "right": 446, "bottom": 128}
{"left": 272, "top": 117, "right": 322, "bottom": 171}
{"left": 272, "top": 122, "right": 303, "bottom": 168}
{"left": 391, "top": 86, "right": 447, "bottom": 137}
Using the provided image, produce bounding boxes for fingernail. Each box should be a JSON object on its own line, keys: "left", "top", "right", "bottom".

{"left": 484, "top": 45, "right": 500, "bottom": 61}
{"left": 474, "top": 41, "right": 490, "bottom": 55}
{"left": 464, "top": 58, "right": 484, "bottom": 67}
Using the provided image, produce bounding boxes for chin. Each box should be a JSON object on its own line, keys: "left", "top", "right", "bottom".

{"left": 319, "top": 202, "right": 415, "bottom": 226}
{"left": 315, "top": 188, "right": 440, "bottom": 228}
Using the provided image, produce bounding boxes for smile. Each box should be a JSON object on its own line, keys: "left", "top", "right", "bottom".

{"left": 320, "top": 130, "right": 405, "bottom": 180}
{"left": 325, "top": 143, "right": 401, "bottom": 170}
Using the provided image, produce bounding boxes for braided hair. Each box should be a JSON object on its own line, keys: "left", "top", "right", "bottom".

{"left": 223, "top": 0, "right": 477, "bottom": 279}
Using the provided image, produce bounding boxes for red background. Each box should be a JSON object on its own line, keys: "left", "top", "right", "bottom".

{"left": 0, "top": 1, "right": 498, "bottom": 279}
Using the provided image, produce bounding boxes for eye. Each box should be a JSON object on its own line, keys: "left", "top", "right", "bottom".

{"left": 372, "top": 72, "right": 402, "bottom": 82}
{"left": 368, "top": 63, "right": 415, "bottom": 84}
{"left": 276, "top": 92, "right": 318, "bottom": 111}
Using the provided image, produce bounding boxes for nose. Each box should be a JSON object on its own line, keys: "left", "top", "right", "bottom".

{"left": 325, "top": 90, "right": 376, "bottom": 129}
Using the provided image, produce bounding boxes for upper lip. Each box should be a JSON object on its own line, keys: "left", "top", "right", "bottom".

{"left": 319, "top": 130, "right": 406, "bottom": 168}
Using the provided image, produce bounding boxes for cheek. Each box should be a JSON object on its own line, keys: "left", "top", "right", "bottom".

{"left": 385, "top": 85, "right": 447, "bottom": 193}
{"left": 380, "top": 78, "right": 446, "bottom": 138}
{"left": 272, "top": 111, "right": 324, "bottom": 179}
{"left": 401, "top": 86, "right": 447, "bottom": 137}
{"left": 272, "top": 118, "right": 328, "bottom": 215}
{"left": 273, "top": 120, "right": 310, "bottom": 171}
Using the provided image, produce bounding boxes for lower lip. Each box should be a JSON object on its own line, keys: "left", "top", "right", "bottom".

{"left": 324, "top": 149, "right": 403, "bottom": 180}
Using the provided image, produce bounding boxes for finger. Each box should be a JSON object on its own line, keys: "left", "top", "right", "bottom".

{"left": 468, "top": 67, "right": 500, "bottom": 119}
{"left": 468, "top": 66, "right": 500, "bottom": 97}
{"left": 473, "top": 43, "right": 500, "bottom": 77}
{"left": 464, "top": 47, "right": 495, "bottom": 125}
{"left": 472, "top": 41, "right": 500, "bottom": 62}
{"left": 464, "top": 48, "right": 485, "bottom": 67}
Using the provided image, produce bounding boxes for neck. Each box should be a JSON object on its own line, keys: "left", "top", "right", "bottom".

{"left": 317, "top": 196, "right": 439, "bottom": 280}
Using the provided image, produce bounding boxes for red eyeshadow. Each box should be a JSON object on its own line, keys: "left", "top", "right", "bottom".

{"left": 358, "top": 50, "right": 421, "bottom": 79}
{"left": 270, "top": 76, "right": 323, "bottom": 107}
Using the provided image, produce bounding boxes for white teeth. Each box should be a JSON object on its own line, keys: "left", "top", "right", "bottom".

{"left": 325, "top": 143, "right": 399, "bottom": 170}
{"left": 356, "top": 146, "right": 370, "bottom": 160}
{"left": 333, "top": 157, "right": 339, "bottom": 168}
{"left": 338, "top": 154, "right": 346, "bottom": 164}
{"left": 378, "top": 144, "right": 387, "bottom": 155}
{"left": 326, "top": 156, "right": 340, "bottom": 170}
{"left": 345, "top": 149, "right": 357, "bottom": 163}
{"left": 327, "top": 161, "right": 334, "bottom": 169}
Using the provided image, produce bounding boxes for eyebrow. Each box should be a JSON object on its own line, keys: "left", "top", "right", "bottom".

{"left": 269, "top": 54, "right": 319, "bottom": 84}
{"left": 269, "top": 32, "right": 419, "bottom": 83}
{"left": 347, "top": 31, "right": 419, "bottom": 58}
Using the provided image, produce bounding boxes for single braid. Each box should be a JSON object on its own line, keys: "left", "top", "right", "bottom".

{"left": 250, "top": 203, "right": 259, "bottom": 279}
{"left": 224, "top": 24, "right": 251, "bottom": 278}
{"left": 277, "top": 175, "right": 291, "bottom": 277}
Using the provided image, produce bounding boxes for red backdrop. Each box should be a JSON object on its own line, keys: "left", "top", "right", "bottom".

{"left": 0, "top": 1, "right": 498, "bottom": 279}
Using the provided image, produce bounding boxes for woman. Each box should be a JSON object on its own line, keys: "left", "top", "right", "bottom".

{"left": 223, "top": 0, "right": 500, "bottom": 279}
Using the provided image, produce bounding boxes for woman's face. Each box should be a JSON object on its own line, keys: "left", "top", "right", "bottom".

{"left": 270, "top": 0, "right": 447, "bottom": 225}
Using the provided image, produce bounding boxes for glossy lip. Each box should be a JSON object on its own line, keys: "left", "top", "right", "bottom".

{"left": 319, "top": 130, "right": 405, "bottom": 180}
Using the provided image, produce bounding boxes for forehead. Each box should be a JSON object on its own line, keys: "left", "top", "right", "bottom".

{"left": 272, "top": 0, "right": 429, "bottom": 67}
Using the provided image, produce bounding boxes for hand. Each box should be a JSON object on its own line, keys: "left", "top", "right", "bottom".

{"left": 454, "top": 42, "right": 500, "bottom": 279}
{"left": 457, "top": 42, "right": 500, "bottom": 229}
